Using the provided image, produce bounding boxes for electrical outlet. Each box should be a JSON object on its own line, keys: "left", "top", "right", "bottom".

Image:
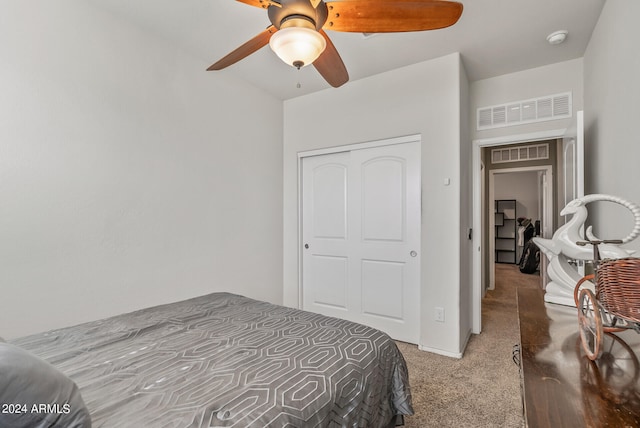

{"left": 435, "top": 307, "right": 445, "bottom": 322}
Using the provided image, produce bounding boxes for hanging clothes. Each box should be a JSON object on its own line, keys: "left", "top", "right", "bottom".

{"left": 517, "top": 218, "right": 533, "bottom": 247}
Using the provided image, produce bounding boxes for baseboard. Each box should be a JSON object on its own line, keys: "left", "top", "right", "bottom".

{"left": 418, "top": 344, "right": 463, "bottom": 359}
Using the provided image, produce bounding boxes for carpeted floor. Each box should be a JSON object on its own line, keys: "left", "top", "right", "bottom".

{"left": 397, "top": 264, "right": 541, "bottom": 428}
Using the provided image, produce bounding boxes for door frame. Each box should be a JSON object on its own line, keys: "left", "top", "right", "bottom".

{"left": 297, "top": 134, "right": 421, "bottom": 308}
{"left": 472, "top": 129, "right": 566, "bottom": 334}
{"left": 488, "top": 165, "right": 553, "bottom": 289}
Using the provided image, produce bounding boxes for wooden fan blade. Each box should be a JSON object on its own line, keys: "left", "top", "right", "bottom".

{"left": 235, "top": 0, "right": 270, "bottom": 9}
{"left": 207, "top": 26, "right": 276, "bottom": 71}
{"left": 324, "top": 0, "right": 463, "bottom": 33}
{"left": 313, "top": 30, "right": 349, "bottom": 87}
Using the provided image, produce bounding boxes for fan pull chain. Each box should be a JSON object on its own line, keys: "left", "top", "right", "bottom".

{"left": 296, "top": 68, "right": 302, "bottom": 89}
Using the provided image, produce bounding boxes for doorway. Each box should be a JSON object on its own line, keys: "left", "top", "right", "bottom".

{"left": 471, "top": 129, "right": 567, "bottom": 334}
{"left": 488, "top": 165, "right": 553, "bottom": 290}
{"left": 472, "top": 113, "right": 584, "bottom": 333}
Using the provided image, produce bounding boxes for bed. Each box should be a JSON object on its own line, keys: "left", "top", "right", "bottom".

{"left": 2, "top": 292, "right": 413, "bottom": 427}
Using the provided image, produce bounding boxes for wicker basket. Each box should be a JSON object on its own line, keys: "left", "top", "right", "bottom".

{"left": 596, "top": 257, "right": 640, "bottom": 323}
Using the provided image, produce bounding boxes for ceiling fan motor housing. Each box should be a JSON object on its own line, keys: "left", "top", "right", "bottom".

{"left": 268, "top": 0, "right": 328, "bottom": 30}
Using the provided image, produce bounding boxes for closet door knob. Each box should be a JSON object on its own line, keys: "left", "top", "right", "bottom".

{"left": 410, "top": 251, "right": 417, "bottom": 257}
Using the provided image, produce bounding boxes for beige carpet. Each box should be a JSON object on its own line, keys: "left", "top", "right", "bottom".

{"left": 397, "top": 264, "right": 540, "bottom": 428}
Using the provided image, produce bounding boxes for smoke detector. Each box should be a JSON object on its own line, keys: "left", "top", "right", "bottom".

{"left": 547, "top": 30, "right": 568, "bottom": 45}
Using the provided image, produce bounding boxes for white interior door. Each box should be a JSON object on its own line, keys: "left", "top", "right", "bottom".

{"left": 301, "top": 141, "right": 421, "bottom": 343}
{"left": 562, "top": 110, "right": 585, "bottom": 210}
{"left": 302, "top": 151, "right": 351, "bottom": 319}
{"left": 561, "top": 110, "right": 585, "bottom": 275}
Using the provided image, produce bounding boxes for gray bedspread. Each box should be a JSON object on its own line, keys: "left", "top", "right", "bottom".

{"left": 11, "top": 293, "right": 413, "bottom": 427}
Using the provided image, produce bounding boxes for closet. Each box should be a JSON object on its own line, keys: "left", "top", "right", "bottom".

{"left": 300, "top": 139, "right": 421, "bottom": 344}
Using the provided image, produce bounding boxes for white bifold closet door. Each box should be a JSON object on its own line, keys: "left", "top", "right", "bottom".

{"left": 301, "top": 141, "right": 421, "bottom": 344}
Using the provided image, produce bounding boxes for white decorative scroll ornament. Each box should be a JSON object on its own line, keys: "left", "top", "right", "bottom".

{"left": 532, "top": 194, "right": 640, "bottom": 307}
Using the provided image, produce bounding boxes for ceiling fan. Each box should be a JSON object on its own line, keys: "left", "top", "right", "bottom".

{"left": 207, "top": 0, "right": 463, "bottom": 88}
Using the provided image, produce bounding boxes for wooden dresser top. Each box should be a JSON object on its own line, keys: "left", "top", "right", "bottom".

{"left": 517, "top": 287, "right": 640, "bottom": 427}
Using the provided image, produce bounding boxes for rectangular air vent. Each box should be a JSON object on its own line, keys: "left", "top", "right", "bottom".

{"left": 477, "top": 92, "right": 572, "bottom": 130}
{"left": 491, "top": 143, "right": 550, "bottom": 164}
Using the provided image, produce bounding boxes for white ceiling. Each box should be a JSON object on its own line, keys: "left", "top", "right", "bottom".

{"left": 88, "top": 0, "right": 606, "bottom": 100}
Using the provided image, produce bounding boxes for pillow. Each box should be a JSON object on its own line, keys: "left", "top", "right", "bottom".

{"left": 0, "top": 343, "right": 92, "bottom": 428}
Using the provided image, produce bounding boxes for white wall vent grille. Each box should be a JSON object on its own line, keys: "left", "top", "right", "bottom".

{"left": 477, "top": 92, "right": 572, "bottom": 130}
{"left": 491, "top": 143, "right": 550, "bottom": 164}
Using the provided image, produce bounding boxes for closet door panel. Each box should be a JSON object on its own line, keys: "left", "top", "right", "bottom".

{"left": 302, "top": 139, "right": 421, "bottom": 344}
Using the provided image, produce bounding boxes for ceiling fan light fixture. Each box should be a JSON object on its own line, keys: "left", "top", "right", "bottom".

{"left": 269, "top": 25, "right": 326, "bottom": 69}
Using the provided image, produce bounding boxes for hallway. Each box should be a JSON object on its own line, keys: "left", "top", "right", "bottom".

{"left": 398, "top": 263, "right": 540, "bottom": 427}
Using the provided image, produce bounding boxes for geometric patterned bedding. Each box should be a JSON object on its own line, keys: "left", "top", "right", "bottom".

{"left": 11, "top": 293, "right": 413, "bottom": 427}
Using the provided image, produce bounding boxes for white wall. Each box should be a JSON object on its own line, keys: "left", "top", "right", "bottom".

{"left": 470, "top": 58, "right": 584, "bottom": 142}
{"left": 283, "top": 53, "right": 468, "bottom": 356}
{"left": 583, "top": 0, "right": 640, "bottom": 253}
{"left": 0, "top": 2, "right": 283, "bottom": 339}
{"left": 494, "top": 171, "right": 540, "bottom": 220}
